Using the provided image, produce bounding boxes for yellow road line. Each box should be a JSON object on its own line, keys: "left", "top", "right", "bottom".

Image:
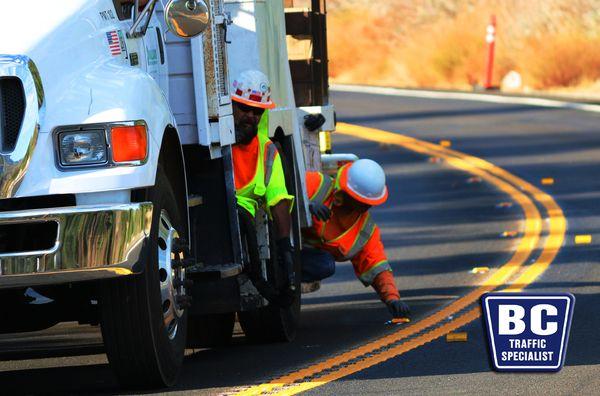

{"left": 232, "top": 123, "right": 564, "bottom": 396}
{"left": 277, "top": 308, "right": 481, "bottom": 396}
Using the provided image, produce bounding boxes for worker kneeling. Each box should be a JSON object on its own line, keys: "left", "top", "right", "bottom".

{"left": 302, "top": 160, "right": 410, "bottom": 319}
{"left": 231, "top": 70, "right": 295, "bottom": 306}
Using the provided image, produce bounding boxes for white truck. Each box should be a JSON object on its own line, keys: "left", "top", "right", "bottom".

{"left": 0, "top": 0, "right": 334, "bottom": 388}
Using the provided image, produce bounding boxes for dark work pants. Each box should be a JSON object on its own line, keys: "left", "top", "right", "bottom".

{"left": 301, "top": 247, "right": 336, "bottom": 282}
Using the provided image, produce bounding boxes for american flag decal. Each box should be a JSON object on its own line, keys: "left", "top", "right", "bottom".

{"left": 106, "top": 30, "right": 122, "bottom": 56}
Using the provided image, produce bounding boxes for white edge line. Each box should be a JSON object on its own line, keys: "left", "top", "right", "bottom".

{"left": 331, "top": 84, "right": 600, "bottom": 114}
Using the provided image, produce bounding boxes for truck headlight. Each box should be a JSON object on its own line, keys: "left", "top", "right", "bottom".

{"left": 58, "top": 130, "right": 107, "bottom": 166}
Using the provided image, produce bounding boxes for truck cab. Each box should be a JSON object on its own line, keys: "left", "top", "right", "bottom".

{"left": 0, "top": 0, "right": 334, "bottom": 388}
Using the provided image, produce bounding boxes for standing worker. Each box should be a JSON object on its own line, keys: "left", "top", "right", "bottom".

{"left": 230, "top": 70, "right": 295, "bottom": 303}
{"left": 302, "top": 159, "right": 410, "bottom": 319}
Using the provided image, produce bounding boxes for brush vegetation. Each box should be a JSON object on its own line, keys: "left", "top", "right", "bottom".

{"left": 327, "top": 0, "right": 600, "bottom": 94}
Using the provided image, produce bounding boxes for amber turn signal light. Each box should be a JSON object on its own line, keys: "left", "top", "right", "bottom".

{"left": 110, "top": 125, "right": 147, "bottom": 163}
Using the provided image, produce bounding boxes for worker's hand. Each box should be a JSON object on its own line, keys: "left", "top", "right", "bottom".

{"left": 309, "top": 202, "right": 331, "bottom": 222}
{"left": 386, "top": 299, "right": 410, "bottom": 319}
{"left": 304, "top": 113, "right": 326, "bottom": 132}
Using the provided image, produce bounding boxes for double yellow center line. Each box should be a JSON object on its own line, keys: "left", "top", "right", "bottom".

{"left": 229, "top": 123, "right": 565, "bottom": 396}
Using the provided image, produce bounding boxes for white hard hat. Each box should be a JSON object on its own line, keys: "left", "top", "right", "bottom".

{"left": 231, "top": 70, "right": 276, "bottom": 109}
{"left": 337, "top": 159, "right": 388, "bottom": 205}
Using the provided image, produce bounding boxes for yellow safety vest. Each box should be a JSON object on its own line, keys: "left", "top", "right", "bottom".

{"left": 235, "top": 111, "right": 294, "bottom": 217}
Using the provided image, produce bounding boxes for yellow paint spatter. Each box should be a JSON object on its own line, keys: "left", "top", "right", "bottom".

{"left": 471, "top": 267, "right": 490, "bottom": 274}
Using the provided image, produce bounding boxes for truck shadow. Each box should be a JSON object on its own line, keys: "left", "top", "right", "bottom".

{"left": 0, "top": 281, "right": 597, "bottom": 394}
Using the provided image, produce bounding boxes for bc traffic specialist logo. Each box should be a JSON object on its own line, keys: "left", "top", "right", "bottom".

{"left": 481, "top": 292, "right": 575, "bottom": 372}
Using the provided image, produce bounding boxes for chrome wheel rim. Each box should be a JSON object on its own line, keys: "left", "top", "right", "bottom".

{"left": 157, "top": 210, "right": 186, "bottom": 340}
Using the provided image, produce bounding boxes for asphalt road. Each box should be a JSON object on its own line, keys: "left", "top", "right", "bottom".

{"left": 1, "top": 90, "right": 599, "bottom": 395}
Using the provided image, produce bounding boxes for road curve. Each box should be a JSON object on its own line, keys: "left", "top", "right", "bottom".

{"left": 0, "top": 90, "right": 598, "bottom": 395}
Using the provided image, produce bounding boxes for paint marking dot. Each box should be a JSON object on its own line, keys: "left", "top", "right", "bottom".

{"left": 471, "top": 267, "right": 489, "bottom": 274}
{"left": 467, "top": 176, "right": 482, "bottom": 184}
{"left": 496, "top": 202, "right": 513, "bottom": 209}
{"left": 439, "top": 140, "right": 452, "bottom": 147}
{"left": 446, "top": 332, "right": 468, "bottom": 342}
{"left": 428, "top": 157, "right": 442, "bottom": 163}
{"left": 541, "top": 178, "right": 555, "bottom": 185}
{"left": 387, "top": 317, "right": 410, "bottom": 325}
{"left": 501, "top": 231, "right": 518, "bottom": 238}
{"left": 574, "top": 235, "right": 592, "bottom": 244}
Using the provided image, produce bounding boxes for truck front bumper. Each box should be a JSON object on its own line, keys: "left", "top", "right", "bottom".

{"left": 0, "top": 203, "right": 153, "bottom": 289}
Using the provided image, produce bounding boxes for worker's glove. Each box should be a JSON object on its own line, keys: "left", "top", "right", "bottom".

{"left": 277, "top": 238, "right": 296, "bottom": 293}
{"left": 386, "top": 299, "right": 411, "bottom": 319}
{"left": 309, "top": 202, "right": 331, "bottom": 222}
{"left": 304, "top": 113, "right": 326, "bottom": 132}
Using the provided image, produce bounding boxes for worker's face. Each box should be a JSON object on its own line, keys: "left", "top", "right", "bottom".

{"left": 333, "top": 191, "right": 371, "bottom": 214}
{"left": 233, "top": 102, "right": 265, "bottom": 145}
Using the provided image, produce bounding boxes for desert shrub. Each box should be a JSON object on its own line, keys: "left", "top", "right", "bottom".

{"left": 327, "top": 0, "right": 600, "bottom": 91}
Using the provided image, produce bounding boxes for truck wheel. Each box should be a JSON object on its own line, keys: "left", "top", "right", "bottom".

{"left": 239, "top": 220, "right": 301, "bottom": 343}
{"left": 100, "top": 166, "right": 188, "bottom": 389}
{"left": 187, "top": 312, "right": 235, "bottom": 348}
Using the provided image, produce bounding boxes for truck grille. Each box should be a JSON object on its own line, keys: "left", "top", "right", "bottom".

{"left": 0, "top": 77, "right": 25, "bottom": 153}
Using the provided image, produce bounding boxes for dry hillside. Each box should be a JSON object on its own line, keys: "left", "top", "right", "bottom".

{"left": 326, "top": 0, "right": 600, "bottom": 95}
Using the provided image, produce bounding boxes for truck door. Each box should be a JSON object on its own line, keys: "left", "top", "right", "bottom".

{"left": 144, "top": 14, "right": 169, "bottom": 96}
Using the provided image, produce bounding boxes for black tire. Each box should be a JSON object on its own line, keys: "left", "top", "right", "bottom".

{"left": 238, "top": 228, "right": 301, "bottom": 343}
{"left": 100, "top": 166, "right": 188, "bottom": 389}
{"left": 187, "top": 312, "right": 235, "bottom": 348}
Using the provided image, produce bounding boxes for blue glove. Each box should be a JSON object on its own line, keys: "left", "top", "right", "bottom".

{"left": 386, "top": 299, "right": 410, "bottom": 318}
{"left": 309, "top": 202, "right": 331, "bottom": 222}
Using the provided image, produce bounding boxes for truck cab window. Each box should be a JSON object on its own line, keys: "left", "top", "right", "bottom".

{"left": 112, "top": 0, "right": 134, "bottom": 21}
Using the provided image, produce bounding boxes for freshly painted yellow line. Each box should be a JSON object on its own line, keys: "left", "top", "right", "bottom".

{"left": 269, "top": 308, "right": 482, "bottom": 396}
{"left": 232, "top": 123, "right": 565, "bottom": 396}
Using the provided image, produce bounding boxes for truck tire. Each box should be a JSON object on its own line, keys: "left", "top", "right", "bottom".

{"left": 187, "top": 312, "right": 235, "bottom": 348}
{"left": 100, "top": 166, "right": 188, "bottom": 389}
{"left": 238, "top": 219, "right": 301, "bottom": 343}
{"left": 239, "top": 138, "right": 302, "bottom": 343}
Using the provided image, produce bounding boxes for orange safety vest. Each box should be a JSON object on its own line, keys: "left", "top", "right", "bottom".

{"left": 303, "top": 171, "right": 392, "bottom": 285}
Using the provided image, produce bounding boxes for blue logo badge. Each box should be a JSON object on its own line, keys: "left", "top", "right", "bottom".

{"left": 481, "top": 292, "right": 575, "bottom": 372}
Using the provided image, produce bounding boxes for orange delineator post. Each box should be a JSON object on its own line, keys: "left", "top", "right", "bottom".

{"left": 484, "top": 15, "right": 497, "bottom": 89}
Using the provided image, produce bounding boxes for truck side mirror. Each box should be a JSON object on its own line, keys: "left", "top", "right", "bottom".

{"left": 165, "top": 0, "right": 210, "bottom": 38}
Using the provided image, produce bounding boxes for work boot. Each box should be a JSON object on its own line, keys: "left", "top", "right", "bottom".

{"left": 301, "top": 281, "right": 321, "bottom": 294}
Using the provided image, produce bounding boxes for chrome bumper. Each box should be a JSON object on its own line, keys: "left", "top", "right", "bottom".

{"left": 0, "top": 203, "right": 153, "bottom": 289}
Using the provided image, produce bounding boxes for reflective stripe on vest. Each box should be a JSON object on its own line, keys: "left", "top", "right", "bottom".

{"left": 264, "top": 142, "right": 278, "bottom": 187}
{"left": 310, "top": 173, "right": 334, "bottom": 205}
{"left": 343, "top": 215, "right": 376, "bottom": 260}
